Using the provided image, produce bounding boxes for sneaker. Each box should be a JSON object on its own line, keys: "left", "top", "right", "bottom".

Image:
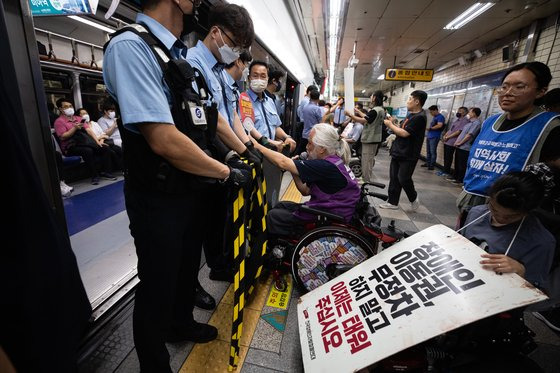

{"left": 99, "top": 172, "right": 117, "bottom": 180}
{"left": 435, "top": 171, "right": 447, "bottom": 177}
{"left": 445, "top": 176, "right": 456, "bottom": 181}
{"left": 60, "top": 181, "right": 73, "bottom": 197}
{"left": 91, "top": 176, "right": 100, "bottom": 185}
{"left": 452, "top": 180, "right": 463, "bottom": 186}
{"left": 411, "top": 197, "right": 420, "bottom": 211}
{"left": 533, "top": 310, "right": 560, "bottom": 332}
{"left": 420, "top": 163, "right": 428, "bottom": 167}
{"left": 166, "top": 321, "right": 218, "bottom": 343}
{"left": 378, "top": 203, "right": 399, "bottom": 210}
{"left": 60, "top": 180, "right": 74, "bottom": 192}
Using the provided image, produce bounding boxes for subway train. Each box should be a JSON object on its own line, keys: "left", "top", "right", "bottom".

{"left": 2, "top": 0, "right": 560, "bottom": 372}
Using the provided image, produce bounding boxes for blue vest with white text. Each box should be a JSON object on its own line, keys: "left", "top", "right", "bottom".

{"left": 463, "top": 111, "right": 559, "bottom": 197}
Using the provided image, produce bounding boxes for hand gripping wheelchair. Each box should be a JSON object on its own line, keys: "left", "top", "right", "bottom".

{"left": 266, "top": 182, "right": 409, "bottom": 293}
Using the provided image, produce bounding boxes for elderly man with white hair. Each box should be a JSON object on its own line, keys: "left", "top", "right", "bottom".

{"left": 253, "top": 123, "right": 361, "bottom": 237}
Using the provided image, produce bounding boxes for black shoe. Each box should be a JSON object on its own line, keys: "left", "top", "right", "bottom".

{"left": 420, "top": 163, "right": 428, "bottom": 167}
{"left": 209, "top": 268, "right": 234, "bottom": 283}
{"left": 99, "top": 172, "right": 117, "bottom": 180}
{"left": 195, "top": 285, "right": 216, "bottom": 310}
{"left": 166, "top": 321, "right": 218, "bottom": 343}
{"left": 91, "top": 176, "right": 100, "bottom": 185}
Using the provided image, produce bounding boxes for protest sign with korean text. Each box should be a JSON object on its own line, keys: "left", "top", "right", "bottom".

{"left": 297, "top": 225, "right": 547, "bottom": 373}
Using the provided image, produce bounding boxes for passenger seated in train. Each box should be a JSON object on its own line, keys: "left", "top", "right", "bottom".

{"left": 253, "top": 123, "right": 360, "bottom": 238}
{"left": 77, "top": 108, "right": 123, "bottom": 171}
{"left": 96, "top": 98, "right": 122, "bottom": 148}
{"left": 461, "top": 171, "right": 555, "bottom": 290}
{"left": 53, "top": 98, "right": 116, "bottom": 185}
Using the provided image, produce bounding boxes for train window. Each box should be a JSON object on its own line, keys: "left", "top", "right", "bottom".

{"left": 42, "top": 70, "right": 72, "bottom": 91}
{"left": 80, "top": 74, "right": 106, "bottom": 119}
{"left": 42, "top": 70, "right": 73, "bottom": 126}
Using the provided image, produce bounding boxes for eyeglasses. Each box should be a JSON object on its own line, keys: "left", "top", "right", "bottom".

{"left": 217, "top": 27, "right": 242, "bottom": 54}
{"left": 496, "top": 83, "right": 534, "bottom": 96}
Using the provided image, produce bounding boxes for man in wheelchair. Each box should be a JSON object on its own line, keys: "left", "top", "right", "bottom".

{"left": 253, "top": 123, "right": 360, "bottom": 239}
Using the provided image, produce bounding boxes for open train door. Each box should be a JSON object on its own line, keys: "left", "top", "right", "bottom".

{"left": 0, "top": 0, "right": 91, "bottom": 371}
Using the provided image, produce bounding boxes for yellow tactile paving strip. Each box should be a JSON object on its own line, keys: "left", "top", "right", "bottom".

{"left": 280, "top": 180, "right": 302, "bottom": 203}
{"left": 180, "top": 277, "right": 272, "bottom": 372}
{"left": 180, "top": 181, "right": 301, "bottom": 372}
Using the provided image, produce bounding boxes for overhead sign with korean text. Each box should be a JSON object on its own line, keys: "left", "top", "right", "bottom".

{"left": 385, "top": 68, "right": 434, "bottom": 82}
{"left": 297, "top": 225, "right": 547, "bottom": 373}
{"left": 29, "top": 0, "right": 99, "bottom": 16}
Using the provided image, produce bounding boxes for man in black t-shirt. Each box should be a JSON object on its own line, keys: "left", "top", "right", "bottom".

{"left": 379, "top": 90, "right": 428, "bottom": 210}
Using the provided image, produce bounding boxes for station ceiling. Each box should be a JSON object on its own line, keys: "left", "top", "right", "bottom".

{"left": 298, "top": 0, "right": 560, "bottom": 97}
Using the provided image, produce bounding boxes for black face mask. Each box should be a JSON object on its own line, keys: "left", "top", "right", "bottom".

{"left": 456, "top": 112, "right": 462, "bottom": 118}
{"left": 275, "top": 81, "right": 282, "bottom": 93}
{"left": 178, "top": 0, "right": 201, "bottom": 38}
{"left": 181, "top": 13, "right": 199, "bottom": 37}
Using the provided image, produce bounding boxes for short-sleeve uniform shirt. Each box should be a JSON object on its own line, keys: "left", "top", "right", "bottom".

{"left": 103, "top": 14, "right": 187, "bottom": 133}
{"left": 247, "top": 89, "right": 282, "bottom": 139}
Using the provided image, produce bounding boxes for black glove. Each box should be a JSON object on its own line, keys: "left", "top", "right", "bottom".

{"left": 244, "top": 141, "right": 262, "bottom": 159}
{"left": 224, "top": 166, "right": 251, "bottom": 189}
{"left": 226, "top": 153, "right": 252, "bottom": 173}
{"left": 241, "top": 147, "right": 262, "bottom": 169}
{"left": 256, "top": 136, "right": 277, "bottom": 151}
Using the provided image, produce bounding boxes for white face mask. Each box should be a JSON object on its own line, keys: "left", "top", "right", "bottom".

{"left": 250, "top": 79, "right": 268, "bottom": 93}
{"left": 108, "top": 111, "right": 116, "bottom": 119}
{"left": 63, "top": 108, "right": 74, "bottom": 117}
{"left": 466, "top": 114, "right": 471, "bottom": 119}
{"left": 215, "top": 28, "right": 240, "bottom": 64}
{"left": 81, "top": 114, "right": 90, "bottom": 122}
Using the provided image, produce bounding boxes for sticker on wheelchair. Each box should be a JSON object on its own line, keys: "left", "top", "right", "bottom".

{"left": 266, "top": 276, "right": 292, "bottom": 310}
{"left": 297, "top": 235, "right": 369, "bottom": 291}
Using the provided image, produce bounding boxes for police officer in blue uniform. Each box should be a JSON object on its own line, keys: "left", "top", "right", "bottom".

{"left": 185, "top": 4, "right": 259, "bottom": 305}
{"left": 103, "top": 0, "right": 250, "bottom": 371}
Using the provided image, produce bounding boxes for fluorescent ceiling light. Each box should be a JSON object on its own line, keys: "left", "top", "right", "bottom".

{"left": 377, "top": 74, "right": 385, "bottom": 80}
{"left": 69, "top": 15, "right": 115, "bottom": 34}
{"left": 443, "top": 2, "right": 495, "bottom": 30}
{"left": 361, "top": 89, "right": 366, "bottom": 93}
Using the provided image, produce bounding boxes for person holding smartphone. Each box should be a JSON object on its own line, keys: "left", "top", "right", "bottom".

{"left": 53, "top": 98, "right": 115, "bottom": 184}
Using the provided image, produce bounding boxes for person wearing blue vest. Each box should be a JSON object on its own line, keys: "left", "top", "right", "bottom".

{"left": 457, "top": 61, "right": 560, "bottom": 226}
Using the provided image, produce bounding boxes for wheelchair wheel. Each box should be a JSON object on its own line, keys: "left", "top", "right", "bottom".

{"left": 349, "top": 159, "right": 362, "bottom": 178}
{"left": 291, "top": 226, "right": 377, "bottom": 293}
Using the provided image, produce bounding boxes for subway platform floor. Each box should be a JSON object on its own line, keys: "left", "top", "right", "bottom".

{"left": 78, "top": 147, "right": 560, "bottom": 373}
